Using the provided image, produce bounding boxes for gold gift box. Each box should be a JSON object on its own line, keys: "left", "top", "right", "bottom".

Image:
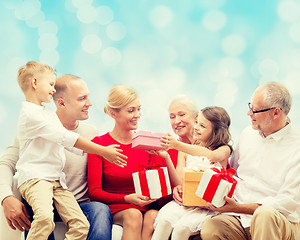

{"left": 182, "top": 170, "right": 207, "bottom": 207}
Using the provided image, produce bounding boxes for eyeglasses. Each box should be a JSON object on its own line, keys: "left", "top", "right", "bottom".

{"left": 248, "top": 102, "right": 281, "bottom": 114}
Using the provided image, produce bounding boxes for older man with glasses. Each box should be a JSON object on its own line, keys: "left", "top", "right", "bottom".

{"left": 200, "top": 82, "right": 300, "bottom": 240}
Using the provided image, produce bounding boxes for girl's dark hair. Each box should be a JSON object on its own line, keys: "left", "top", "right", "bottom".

{"left": 201, "top": 106, "right": 232, "bottom": 153}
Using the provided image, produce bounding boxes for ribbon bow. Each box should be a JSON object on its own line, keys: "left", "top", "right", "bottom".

{"left": 210, "top": 166, "right": 236, "bottom": 183}
{"left": 147, "top": 162, "right": 165, "bottom": 170}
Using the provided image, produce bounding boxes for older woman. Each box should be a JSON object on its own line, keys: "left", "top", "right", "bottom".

{"left": 88, "top": 84, "right": 164, "bottom": 240}
{"left": 167, "top": 95, "right": 198, "bottom": 166}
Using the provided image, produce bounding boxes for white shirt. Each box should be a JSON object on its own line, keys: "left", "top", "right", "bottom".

{"left": 0, "top": 122, "right": 98, "bottom": 204}
{"left": 15, "top": 102, "right": 79, "bottom": 189}
{"left": 232, "top": 124, "right": 300, "bottom": 227}
{"left": 63, "top": 121, "right": 98, "bottom": 202}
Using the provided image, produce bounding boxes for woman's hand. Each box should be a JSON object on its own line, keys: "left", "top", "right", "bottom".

{"left": 173, "top": 185, "right": 183, "bottom": 205}
{"left": 125, "top": 193, "right": 156, "bottom": 207}
{"left": 161, "top": 133, "right": 178, "bottom": 150}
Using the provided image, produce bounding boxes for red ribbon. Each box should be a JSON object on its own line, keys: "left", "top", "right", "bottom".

{"left": 138, "top": 170, "right": 151, "bottom": 198}
{"left": 157, "top": 168, "right": 168, "bottom": 196}
{"left": 137, "top": 167, "right": 169, "bottom": 199}
{"left": 202, "top": 167, "right": 237, "bottom": 203}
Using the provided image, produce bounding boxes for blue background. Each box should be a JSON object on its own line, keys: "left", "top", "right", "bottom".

{"left": 1, "top": 0, "right": 300, "bottom": 154}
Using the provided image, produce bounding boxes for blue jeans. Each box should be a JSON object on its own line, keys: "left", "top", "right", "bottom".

{"left": 79, "top": 201, "right": 113, "bottom": 240}
{"left": 24, "top": 200, "right": 113, "bottom": 240}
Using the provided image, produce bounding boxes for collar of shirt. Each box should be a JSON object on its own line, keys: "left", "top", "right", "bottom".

{"left": 261, "top": 122, "right": 291, "bottom": 142}
{"left": 23, "top": 101, "right": 45, "bottom": 110}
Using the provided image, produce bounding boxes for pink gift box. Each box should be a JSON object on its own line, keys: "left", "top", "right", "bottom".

{"left": 132, "top": 167, "right": 172, "bottom": 199}
{"left": 132, "top": 131, "right": 166, "bottom": 150}
{"left": 195, "top": 167, "right": 238, "bottom": 208}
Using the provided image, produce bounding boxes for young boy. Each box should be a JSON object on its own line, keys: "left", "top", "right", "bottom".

{"left": 15, "top": 61, "right": 127, "bottom": 240}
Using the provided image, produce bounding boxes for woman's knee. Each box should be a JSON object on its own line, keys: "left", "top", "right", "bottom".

{"left": 122, "top": 209, "right": 143, "bottom": 228}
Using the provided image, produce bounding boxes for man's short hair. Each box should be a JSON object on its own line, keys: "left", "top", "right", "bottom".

{"left": 259, "top": 82, "right": 292, "bottom": 115}
{"left": 53, "top": 74, "right": 81, "bottom": 101}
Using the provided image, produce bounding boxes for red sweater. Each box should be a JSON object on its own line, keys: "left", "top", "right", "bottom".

{"left": 88, "top": 132, "right": 173, "bottom": 214}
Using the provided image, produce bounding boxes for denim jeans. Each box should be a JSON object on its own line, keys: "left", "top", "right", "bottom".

{"left": 79, "top": 201, "right": 113, "bottom": 240}
{"left": 24, "top": 200, "right": 113, "bottom": 240}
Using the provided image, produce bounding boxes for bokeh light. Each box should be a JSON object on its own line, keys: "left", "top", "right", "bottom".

{"left": 149, "top": 5, "right": 173, "bottom": 29}
{"left": 202, "top": 10, "right": 227, "bottom": 31}
{"left": 106, "top": 22, "right": 127, "bottom": 41}
{"left": 1, "top": 0, "right": 300, "bottom": 155}
{"left": 96, "top": 6, "right": 114, "bottom": 25}
{"left": 81, "top": 34, "right": 102, "bottom": 54}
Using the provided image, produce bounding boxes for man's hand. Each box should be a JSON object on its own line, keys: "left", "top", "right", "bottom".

{"left": 124, "top": 193, "right": 155, "bottom": 207}
{"left": 103, "top": 144, "right": 127, "bottom": 167}
{"left": 2, "top": 196, "right": 31, "bottom": 231}
{"left": 208, "top": 196, "right": 260, "bottom": 215}
{"left": 207, "top": 196, "right": 239, "bottom": 213}
{"left": 173, "top": 185, "right": 183, "bottom": 205}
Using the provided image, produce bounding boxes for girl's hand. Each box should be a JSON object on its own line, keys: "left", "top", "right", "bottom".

{"left": 147, "top": 149, "right": 169, "bottom": 159}
{"left": 161, "top": 133, "right": 178, "bottom": 150}
{"left": 173, "top": 185, "right": 183, "bottom": 205}
{"left": 124, "top": 193, "right": 156, "bottom": 207}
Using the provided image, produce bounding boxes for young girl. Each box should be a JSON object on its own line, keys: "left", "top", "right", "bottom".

{"left": 152, "top": 106, "right": 233, "bottom": 240}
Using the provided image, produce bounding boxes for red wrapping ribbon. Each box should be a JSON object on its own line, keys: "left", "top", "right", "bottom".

{"left": 202, "top": 167, "right": 237, "bottom": 203}
{"left": 137, "top": 167, "right": 169, "bottom": 199}
{"left": 138, "top": 170, "right": 151, "bottom": 198}
{"left": 157, "top": 168, "right": 168, "bottom": 196}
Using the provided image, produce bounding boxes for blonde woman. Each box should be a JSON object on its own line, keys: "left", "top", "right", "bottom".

{"left": 88, "top": 84, "right": 164, "bottom": 240}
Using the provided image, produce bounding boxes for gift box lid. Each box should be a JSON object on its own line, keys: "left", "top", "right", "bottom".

{"left": 184, "top": 170, "right": 204, "bottom": 181}
{"left": 132, "top": 130, "right": 166, "bottom": 140}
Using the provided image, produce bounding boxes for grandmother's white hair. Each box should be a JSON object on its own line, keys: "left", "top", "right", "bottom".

{"left": 168, "top": 94, "right": 198, "bottom": 116}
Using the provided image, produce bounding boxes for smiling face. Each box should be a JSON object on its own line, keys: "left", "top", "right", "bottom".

{"left": 63, "top": 79, "right": 92, "bottom": 121}
{"left": 168, "top": 102, "right": 197, "bottom": 143}
{"left": 113, "top": 97, "right": 141, "bottom": 131}
{"left": 35, "top": 72, "right": 56, "bottom": 104}
{"left": 193, "top": 112, "right": 213, "bottom": 145}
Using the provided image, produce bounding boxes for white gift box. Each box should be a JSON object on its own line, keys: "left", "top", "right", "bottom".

{"left": 132, "top": 167, "right": 172, "bottom": 199}
{"left": 195, "top": 167, "right": 237, "bottom": 208}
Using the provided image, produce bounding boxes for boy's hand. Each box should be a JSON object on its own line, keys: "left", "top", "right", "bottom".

{"left": 103, "top": 144, "right": 127, "bottom": 167}
{"left": 161, "top": 133, "right": 178, "bottom": 149}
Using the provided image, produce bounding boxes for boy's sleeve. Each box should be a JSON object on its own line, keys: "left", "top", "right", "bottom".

{"left": 19, "top": 111, "right": 79, "bottom": 148}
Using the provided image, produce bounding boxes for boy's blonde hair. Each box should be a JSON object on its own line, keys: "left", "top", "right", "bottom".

{"left": 17, "top": 61, "right": 56, "bottom": 93}
{"left": 104, "top": 84, "right": 139, "bottom": 115}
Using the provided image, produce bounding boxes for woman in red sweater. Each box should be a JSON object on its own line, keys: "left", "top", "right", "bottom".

{"left": 88, "top": 84, "right": 164, "bottom": 240}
